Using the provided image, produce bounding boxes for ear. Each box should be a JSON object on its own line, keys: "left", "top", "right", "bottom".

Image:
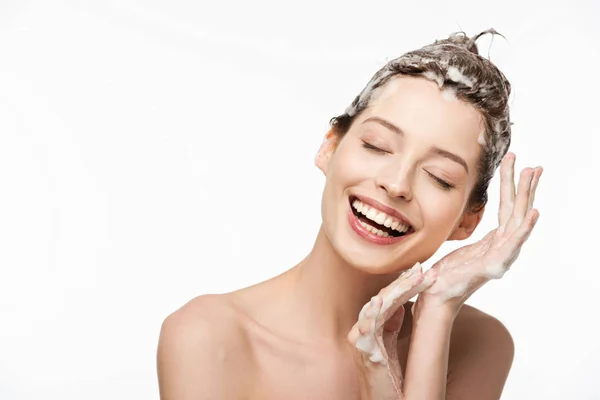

{"left": 448, "top": 206, "right": 485, "bottom": 241}
{"left": 314, "top": 129, "right": 339, "bottom": 175}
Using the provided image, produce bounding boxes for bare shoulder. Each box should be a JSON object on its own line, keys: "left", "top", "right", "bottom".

{"left": 452, "top": 304, "right": 514, "bottom": 355}
{"left": 159, "top": 294, "right": 250, "bottom": 352}
{"left": 446, "top": 304, "right": 515, "bottom": 399}
{"left": 157, "top": 294, "right": 254, "bottom": 400}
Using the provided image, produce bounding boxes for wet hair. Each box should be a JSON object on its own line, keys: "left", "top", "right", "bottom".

{"left": 330, "top": 29, "right": 512, "bottom": 213}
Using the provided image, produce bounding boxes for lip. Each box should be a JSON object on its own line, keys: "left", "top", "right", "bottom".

{"left": 347, "top": 199, "right": 414, "bottom": 246}
{"left": 350, "top": 194, "right": 415, "bottom": 229}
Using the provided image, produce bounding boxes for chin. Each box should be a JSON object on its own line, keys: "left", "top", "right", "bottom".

{"left": 320, "top": 194, "right": 444, "bottom": 275}
{"left": 330, "top": 225, "right": 445, "bottom": 277}
{"left": 331, "top": 239, "right": 421, "bottom": 275}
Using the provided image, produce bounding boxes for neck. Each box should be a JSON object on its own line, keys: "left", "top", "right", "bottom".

{"left": 281, "top": 225, "right": 401, "bottom": 345}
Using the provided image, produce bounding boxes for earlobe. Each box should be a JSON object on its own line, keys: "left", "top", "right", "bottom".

{"left": 448, "top": 207, "right": 485, "bottom": 241}
{"left": 314, "top": 130, "right": 338, "bottom": 175}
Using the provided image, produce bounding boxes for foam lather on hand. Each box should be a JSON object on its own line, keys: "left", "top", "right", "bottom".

{"left": 483, "top": 261, "right": 508, "bottom": 279}
{"left": 354, "top": 263, "right": 434, "bottom": 365}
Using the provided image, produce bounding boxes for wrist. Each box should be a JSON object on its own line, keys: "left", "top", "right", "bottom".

{"left": 414, "top": 294, "right": 460, "bottom": 324}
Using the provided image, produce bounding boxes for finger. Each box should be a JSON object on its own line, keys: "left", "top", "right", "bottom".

{"left": 347, "top": 324, "right": 359, "bottom": 344}
{"left": 498, "top": 153, "right": 516, "bottom": 227}
{"left": 383, "top": 304, "right": 405, "bottom": 333}
{"left": 379, "top": 262, "right": 422, "bottom": 302}
{"left": 359, "top": 295, "right": 382, "bottom": 320}
{"left": 379, "top": 273, "right": 431, "bottom": 329}
{"left": 350, "top": 317, "right": 387, "bottom": 363}
{"left": 423, "top": 265, "right": 439, "bottom": 283}
{"left": 358, "top": 317, "right": 376, "bottom": 335}
{"left": 347, "top": 317, "right": 378, "bottom": 346}
{"left": 527, "top": 167, "right": 543, "bottom": 210}
{"left": 505, "top": 208, "right": 540, "bottom": 257}
{"left": 509, "top": 168, "right": 534, "bottom": 230}
{"left": 382, "top": 306, "right": 405, "bottom": 366}
{"left": 378, "top": 263, "right": 425, "bottom": 326}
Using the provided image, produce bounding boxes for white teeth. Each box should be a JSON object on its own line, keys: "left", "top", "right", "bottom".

{"left": 352, "top": 199, "right": 412, "bottom": 234}
{"left": 383, "top": 216, "right": 393, "bottom": 228}
{"left": 366, "top": 208, "right": 377, "bottom": 220}
{"left": 353, "top": 199, "right": 363, "bottom": 213}
{"left": 359, "top": 221, "right": 390, "bottom": 238}
{"left": 395, "top": 222, "right": 408, "bottom": 233}
{"left": 359, "top": 221, "right": 371, "bottom": 232}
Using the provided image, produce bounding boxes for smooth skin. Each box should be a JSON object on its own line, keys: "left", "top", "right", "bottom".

{"left": 347, "top": 154, "right": 542, "bottom": 400}
{"left": 157, "top": 76, "right": 542, "bottom": 400}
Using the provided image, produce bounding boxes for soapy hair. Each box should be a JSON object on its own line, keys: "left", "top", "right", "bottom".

{"left": 330, "top": 29, "right": 512, "bottom": 213}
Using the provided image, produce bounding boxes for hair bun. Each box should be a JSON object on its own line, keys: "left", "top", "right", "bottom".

{"left": 434, "top": 29, "right": 505, "bottom": 56}
{"left": 447, "top": 32, "right": 479, "bottom": 54}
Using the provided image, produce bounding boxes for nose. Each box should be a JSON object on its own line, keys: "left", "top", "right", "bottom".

{"left": 375, "top": 164, "right": 413, "bottom": 201}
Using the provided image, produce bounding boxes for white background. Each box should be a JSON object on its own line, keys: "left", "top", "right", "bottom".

{"left": 1, "top": 0, "right": 598, "bottom": 399}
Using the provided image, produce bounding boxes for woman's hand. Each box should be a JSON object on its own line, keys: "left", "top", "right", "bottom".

{"left": 347, "top": 262, "right": 435, "bottom": 400}
{"left": 417, "top": 153, "right": 543, "bottom": 314}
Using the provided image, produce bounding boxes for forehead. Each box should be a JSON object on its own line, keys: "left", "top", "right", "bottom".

{"left": 363, "top": 76, "right": 484, "bottom": 154}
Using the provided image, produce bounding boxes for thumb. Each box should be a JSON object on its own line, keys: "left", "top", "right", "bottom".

{"left": 382, "top": 305, "right": 405, "bottom": 363}
{"left": 383, "top": 304, "right": 405, "bottom": 333}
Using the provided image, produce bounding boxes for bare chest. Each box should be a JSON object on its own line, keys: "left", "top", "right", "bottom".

{"left": 247, "top": 339, "right": 362, "bottom": 400}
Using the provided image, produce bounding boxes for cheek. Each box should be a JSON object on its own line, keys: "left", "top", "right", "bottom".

{"left": 329, "top": 144, "right": 372, "bottom": 185}
{"left": 320, "top": 152, "right": 352, "bottom": 224}
{"left": 321, "top": 146, "right": 371, "bottom": 230}
{"left": 419, "top": 188, "right": 465, "bottom": 232}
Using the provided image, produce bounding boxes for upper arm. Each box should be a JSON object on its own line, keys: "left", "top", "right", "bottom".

{"left": 157, "top": 297, "right": 251, "bottom": 400}
{"left": 446, "top": 310, "right": 515, "bottom": 400}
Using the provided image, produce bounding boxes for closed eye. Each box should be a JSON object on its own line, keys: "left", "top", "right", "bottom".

{"left": 361, "top": 141, "right": 388, "bottom": 154}
{"left": 426, "top": 171, "right": 455, "bottom": 191}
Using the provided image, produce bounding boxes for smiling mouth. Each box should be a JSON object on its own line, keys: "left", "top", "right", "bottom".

{"left": 349, "top": 196, "right": 414, "bottom": 238}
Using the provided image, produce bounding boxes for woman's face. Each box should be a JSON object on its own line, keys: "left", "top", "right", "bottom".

{"left": 316, "top": 76, "right": 485, "bottom": 273}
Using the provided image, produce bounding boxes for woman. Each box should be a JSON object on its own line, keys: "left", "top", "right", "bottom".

{"left": 157, "top": 30, "right": 543, "bottom": 400}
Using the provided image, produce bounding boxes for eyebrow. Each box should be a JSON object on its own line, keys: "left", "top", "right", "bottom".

{"left": 364, "top": 116, "right": 404, "bottom": 136}
{"left": 362, "top": 116, "right": 469, "bottom": 173}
